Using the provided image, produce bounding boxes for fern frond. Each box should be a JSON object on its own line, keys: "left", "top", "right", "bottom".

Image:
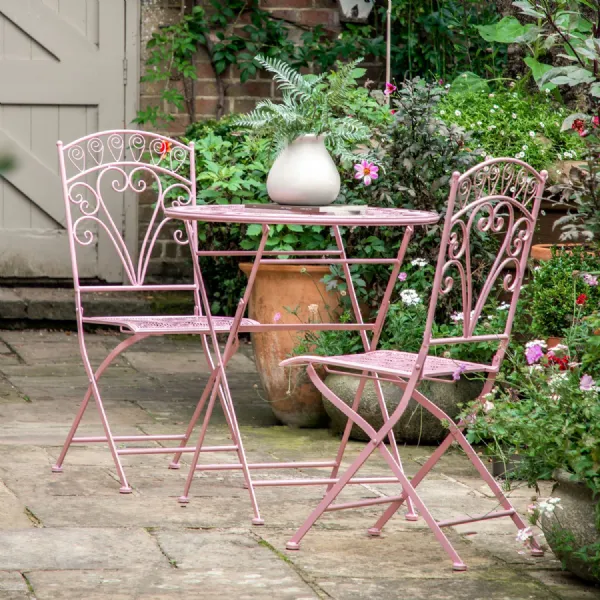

{"left": 255, "top": 55, "right": 312, "bottom": 102}
{"left": 327, "top": 58, "right": 364, "bottom": 108}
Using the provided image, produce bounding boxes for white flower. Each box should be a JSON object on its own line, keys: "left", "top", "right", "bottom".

{"left": 537, "top": 498, "right": 562, "bottom": 516}
{"left": 440, "top": 110, "right": 446, "bottom": 115}
{"left": 516, "top": 152, "right": 525, "bottom": 159}
{"left": 539, "top": 122, "right": 545, "bottom": 128}
{"left": 490, "top": 109, "right": 496, "bottom": 114}
{"left": 483, "top": 400, "right": 495, "bottom": 413}
{"left": 548, "top": 373, "right": 568, "bottom": 390}
{"left": 556, "top": 169, "right": 562, "bottom": 175}
{"left": 522, "top": 144, "right": 528, "bottom": 151}
{"left": 445, "top": 84, "right": 451, "bottom": 89}
{"left": 493, "top": 104, "right": 499, "bottom": 109}
{"left": 477, "top": 120, "right": 483, "bottom": 126}
{"left": 400, "top": 289, "right": 421, "bottom": 307}
{"left": 308, "top": 304, "right": 319, "bottom": 315}
{"left": 516, "top": 528, "right": 533, "bottom": 543}
{"left": 411, "top": 258, "right": 428, "bottom": 267}
{"left": 497, "top": 302, "right": 510, "bottom": 311}
{"left": 454, "top": 110, "right": 461, "bottom": 117}
{"left": 545, "top": 88, "right": 551, "bottom": 94}
{"left": 529, "top": 131, "right": 535, "bottom": 138}
{"left": 451, "top": 310, "right": 477, "bottom": 323}
{"left": 526, "top": 339, "right": 547, "bottom": 350}
{"left": 489, "top": 93, "right": 495, "bottom": 98}
{"left": 512, "top": 113, "right": 517, "bottom": 119}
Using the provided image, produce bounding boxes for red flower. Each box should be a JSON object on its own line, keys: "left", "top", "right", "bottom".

{"left": 576, "top": 293, "right": 588, "bottom": 305}
{"left": 158, "top": 140, "right": 172, "bottom": 158}
{"left": 390, "top": 109, "right": 397, "bottom": 115}
{"left": 547, "top": 354, "right": 569, "bottom": 371}
{"left": 593, "top": 116, "right": 600, "bottom": 128}
{"left": 571, "top": 119, "right": 589, "bottom": 137}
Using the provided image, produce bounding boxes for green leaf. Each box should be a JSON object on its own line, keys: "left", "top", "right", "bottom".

{"left": 477, "top": 16, "right": 535, "bottom": 44}
{"left": 523, "top": 57, "right": 557, "bottom": 91}
{"left": 246, "top": 223, "right": 263, "bottom": 236}
{"left": 449, "top": 72, "right": 489, "bottom": 94}
{"left": 591, "top": 83, "right": 600, "bottom": 98}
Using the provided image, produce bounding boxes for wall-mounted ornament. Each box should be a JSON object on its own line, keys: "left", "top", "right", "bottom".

{"left": 336, "top": 0, "right": 375, "bottom": 23}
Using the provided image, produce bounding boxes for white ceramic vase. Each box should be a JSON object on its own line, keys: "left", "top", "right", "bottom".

{"left": 266, "top": 134, "right": 341, "bottom": 206}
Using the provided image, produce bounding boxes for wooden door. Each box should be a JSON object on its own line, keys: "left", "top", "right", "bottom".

{"left": 0, "top": 0, "right": 139, "bottom": 281}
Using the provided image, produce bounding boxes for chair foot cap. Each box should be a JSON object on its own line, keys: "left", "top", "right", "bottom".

{"left": 286, "top": 542, "right": 300, "bottom": 551}
{"left": 405, "top": 513, "right": 419, "bottom": 522}
{"left": 168, "top": 462, "right": 181, "bottom": 470}
{"left": 119, "top": 486, "right": 132, "bottom": 494}
{"left": 452, "top": 563, "right": 467, "bottom": 572}
{"left": 51, "top": 465, "right": 63, "bottom": 473}
{"left": 178, "top": 496, "right": 190, "bottom": 504}
{"left": 531, "top": 548, "right": 544, "bottom": 557}
{"left": 367, "top": 527, "right": 381, "bottom": 537}
{"left": 252, "top": 518, "right": 264, "bottom": 526}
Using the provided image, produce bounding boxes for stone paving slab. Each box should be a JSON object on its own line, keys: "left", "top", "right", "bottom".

{"left": 1, "top": 330, "right": 600, "bottom": 599}
{"left": 0, "top": 528, "right": 167, "bottom": 571}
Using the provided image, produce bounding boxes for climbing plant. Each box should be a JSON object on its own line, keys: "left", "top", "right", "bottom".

{"left": 136, "top": 0, "right": 504, "bottom": 127}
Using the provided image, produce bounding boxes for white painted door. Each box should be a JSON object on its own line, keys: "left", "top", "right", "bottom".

{"left": 0, "top": 0, "right": 138, "bottom": 281}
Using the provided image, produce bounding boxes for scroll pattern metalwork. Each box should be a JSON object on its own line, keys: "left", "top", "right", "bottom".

{"left": 438, "top": 159, "right": 546, "bottom": 339}
{"left": 61, "top": 131, "right": 194, "bottom": 286}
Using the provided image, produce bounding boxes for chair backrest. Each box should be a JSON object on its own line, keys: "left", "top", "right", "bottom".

{"left": 421, "top": 158, "right": 548, "bottom": 368}
{"left": 57, "top": 130, "right": 196, "bottom": 291}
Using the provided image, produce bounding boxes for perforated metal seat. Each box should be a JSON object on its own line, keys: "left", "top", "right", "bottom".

{"left": 283, "top": 349, "right": 497, "bottom": 379}
{"left": 82, "top": 315, "right": 259, "bottom": 334}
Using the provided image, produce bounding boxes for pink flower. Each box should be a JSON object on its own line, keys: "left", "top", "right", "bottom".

{"left": 384, "top": 82, "right": 397, "bottom": 96}
{"left": 398, "top": 272, "right": 407, "bottom": 281}
{"left": 483, "top": 400, "right": 495, "bottom": 413}
{"left": 525, "top": 344, "right": 544, "bottom": 365}
{"left": 593, "top": 116, "right": 600, "bottom": 128}
{"left": 354, "top": 160, "right": 379, "bottom": 186}
{"left": 580, "top": 374, "right": 596, "bottom": 391}
{"left": 452, "top": 364, "right": 467, "bottom": 381}
{"left": 516, "top": 527, "right": 533, "bottom": 544}
{"left": 273, "top": 312, "right": 281, "bottom": 323}
{"left": 583, "top": 273, "right": 599, "bottom": 286}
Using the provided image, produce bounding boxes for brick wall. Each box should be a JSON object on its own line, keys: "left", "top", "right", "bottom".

{"left": 138, "top": 0, "right": 341, "bottom": 281}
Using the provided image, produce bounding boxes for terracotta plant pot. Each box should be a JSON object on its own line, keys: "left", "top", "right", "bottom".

{"left": 530, "top": 243, "right": 598, "bottom": 262}
{"left": 239, "top": 263, "right": 340, "bottom": 427}
{"left": 546, "top": 337, "right": 563, "bottom": 350}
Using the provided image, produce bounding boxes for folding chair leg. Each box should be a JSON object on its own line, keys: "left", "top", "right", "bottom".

{"left": 168, "top": 366, "right": 219, "bottom": 469}
{"left": 371, "top": 389, "right": 543, "bottom": 557}
{"left": 51, "top": 334, "right": 147, "bottom": 482}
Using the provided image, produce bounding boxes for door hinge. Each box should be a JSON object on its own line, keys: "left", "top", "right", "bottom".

{"left": 123, "top": 58, "right": 128, "bottom": 85}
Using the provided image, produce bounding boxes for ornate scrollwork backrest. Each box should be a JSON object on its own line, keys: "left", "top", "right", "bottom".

{"left": 428, "top": 158, "right": 547, "bottom": 347}
{"left": 57, "top": 130, "right": 195, "bottom": 286}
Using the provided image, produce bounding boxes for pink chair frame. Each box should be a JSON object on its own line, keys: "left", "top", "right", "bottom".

{"left": 53, "top": 130, "right": 256, "bottom": 492}
{"left": 281, "top": 158, "right": 549, "bottom": 570}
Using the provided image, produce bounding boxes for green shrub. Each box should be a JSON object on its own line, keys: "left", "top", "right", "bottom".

{"left": 438, "top": 87, "right": 585, "bottom": 172}
{"left": 528, "top": 246, "right": 600, "bottom": 338}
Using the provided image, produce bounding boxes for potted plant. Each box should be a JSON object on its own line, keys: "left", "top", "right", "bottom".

{"left": 526, "top": 246, "right": 600, "bottom": 346}
{"left": 234, "top": 55, "right": 383, "bottom": 206}
{"left": 292, "top": 261, "right": 510, "bottom": 443}
{"left": 462, "top": 285, "right": 600, "bottom": 582}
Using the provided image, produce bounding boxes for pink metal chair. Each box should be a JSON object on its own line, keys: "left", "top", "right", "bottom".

{"left": 53, "top": 130, "right": 257, "bottom": 493}
{"left": 281, "top": 158, "right": 548, "bottom": 570}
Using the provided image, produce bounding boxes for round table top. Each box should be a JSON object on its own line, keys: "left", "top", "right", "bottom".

{"left": 164, "top": 204, "right": 440, "bottom": 227}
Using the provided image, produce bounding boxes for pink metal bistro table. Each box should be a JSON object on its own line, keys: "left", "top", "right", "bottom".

{"left": 163, "top": 203, "right": 439, "bottom": 525}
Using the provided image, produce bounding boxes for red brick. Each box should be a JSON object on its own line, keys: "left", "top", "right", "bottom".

{"left": 297, "top": 9, "right": 339, "bottom": 27}
{"left": 227, "top": 81, "right": 272, "bottom": 97}
{"left": 260, "top": 0, "right": 312, "bottom": 8}
{"left": 196, "top": 61, "right": 215, "bottom": 79}
{"left": 194, "top": 97, "right": 219, "bottom": 117}
{"left": 164, "top": 114, "right": 189, "bottom": 135}
{"left": 232, "top": 98, "right": 262, "bottom": 114}
{"left": 313, "top": 0, "right": 337, "bottom": 7}
{"left": 266, "top": 9, "right": 299, "bottom": 22}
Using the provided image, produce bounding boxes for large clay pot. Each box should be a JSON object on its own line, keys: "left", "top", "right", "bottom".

{"left": 266, "top": 134, "right": 341, "bottom": 206}
{"left": 542, "top": 470, "right": 600, "bottom": 583}
{"left": 239, "top": 263, "right": 340, "bottom": 427}
{"left": 322, "top": 373, "right": 483, "bottom": 443}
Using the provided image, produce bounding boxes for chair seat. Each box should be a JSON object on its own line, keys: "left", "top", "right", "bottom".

{"left": 82, "top": 315, "right": 259, "bottom": 334}
{"left": 281, "top": 350, "right": 496, "bottom": 379}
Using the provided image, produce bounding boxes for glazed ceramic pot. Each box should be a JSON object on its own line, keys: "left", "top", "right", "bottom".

{"left": 239, "top": 263, "right": 340, "bottom": 427}
{"left": 266, "top": 134, "right": 341, "bottom": 206}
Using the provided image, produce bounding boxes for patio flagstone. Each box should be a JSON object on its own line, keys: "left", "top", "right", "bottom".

{"left": 0, "top": 329, "right": 599, "bottom": 600}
